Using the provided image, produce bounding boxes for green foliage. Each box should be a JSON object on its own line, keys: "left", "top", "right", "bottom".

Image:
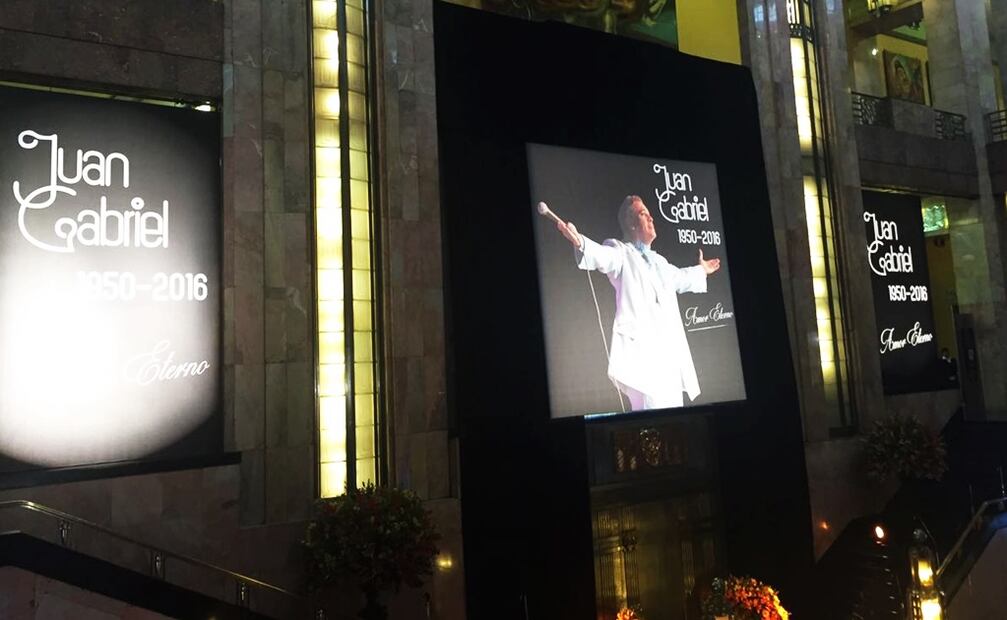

{"left": 864, "top": 415, "right": 947, "bottom": 483}
{"left": 303, "top": 482, "right": 440, "bottom": 594}
{"left": 700, "top": 577, "right": 732, "bottom": 618}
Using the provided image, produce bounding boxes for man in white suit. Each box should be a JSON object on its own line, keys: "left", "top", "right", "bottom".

{"left": 556, "top": 195, "right": 721, "bottom": 410}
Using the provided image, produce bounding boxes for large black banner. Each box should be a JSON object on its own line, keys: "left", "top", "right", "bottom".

{"left": 0, "top": 85, "right": 221, "bottom": 472}
{"left": 862, "top": 191, "right": 938, "bottom": 394}
{"left": 529, "top": 144, "right": 745, "bottom": 418}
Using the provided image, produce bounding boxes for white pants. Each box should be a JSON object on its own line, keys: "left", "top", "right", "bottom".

{"left": 620, "top": 383, "right": 684, "bottom": 412}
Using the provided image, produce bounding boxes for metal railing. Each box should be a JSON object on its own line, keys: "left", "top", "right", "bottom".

{"left": 852, "top": 92, "right": 970, "bottom": 142}
{"left": 852, "top": 91, "right": 893, "bottom": 128}
{"left": 935, "top": 109, "right": 968, "bottom": 141}
{"left": 936, "top": 495, "right": 1007, "bottom": 581}
{"left": 989, "top": 109, "right": 1007, "bottom": 143}
{"left": 0, "top": 500, "right": 312, "bottom": 618}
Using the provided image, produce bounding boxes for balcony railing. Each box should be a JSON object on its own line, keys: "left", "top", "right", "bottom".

{"left": 935, "top": 109, "right": 968, "bottom": 141}
{"left": 989, "top": 110, "right": 1007, "bottom": 143}
{"left": 852, "top": 92, "right": 970, "bottom": 141}
{"left": 852, "top": 91, "right": 893, "bottom": 128}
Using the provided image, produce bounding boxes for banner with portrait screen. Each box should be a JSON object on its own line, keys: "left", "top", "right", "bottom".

{"left": 0, "top": 84, "right": 222, "bottom": 473}
{"left": 529, "top": 143, "right": 746, "bottom": 419}
{"left": 862, "top": 190, "right": 941, "bottom": 394}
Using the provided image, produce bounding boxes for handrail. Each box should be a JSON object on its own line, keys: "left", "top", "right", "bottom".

{"left": 0, "top": 499, "right": 310, "bottom": 613}
{"left": 935, "top": 495, "right": 1007, "bottom": 579}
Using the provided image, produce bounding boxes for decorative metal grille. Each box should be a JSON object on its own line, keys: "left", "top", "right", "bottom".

{"left": 988, "top": 109, "right": 1007, "bottom": 143}
{"left": 851, "top": 92, "right": 893, "bottom": 128}
{"left": 935, "top": 109, "right": 967, "bottom": 141}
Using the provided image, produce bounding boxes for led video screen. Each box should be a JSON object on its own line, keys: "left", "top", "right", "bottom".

{"left": 529, "top": 143, "right": 746, "bottom": 418}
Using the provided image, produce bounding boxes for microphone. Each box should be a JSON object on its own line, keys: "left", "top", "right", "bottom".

{"left": 536, "top": 201, "right": 563, "bottom": 225}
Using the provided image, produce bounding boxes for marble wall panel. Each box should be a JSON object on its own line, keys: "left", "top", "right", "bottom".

{"left": 0, "top": 0, "right": 224, "bottom": 61}
{"left": 378, "top": 0, "right": 464, "bottom": 612}
{"left": 0, "top": 29, "right": 221, "bottom": 98}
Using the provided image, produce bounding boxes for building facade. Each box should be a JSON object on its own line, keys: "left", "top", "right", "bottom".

{"left": 0, "top": 0, "right": 1004, "bottom": 618}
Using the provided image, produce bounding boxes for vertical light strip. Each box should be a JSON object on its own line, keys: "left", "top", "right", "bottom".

{"left": 312, "top": 0, "right": 379, "bottom": 497}
{"left": 788, "top": 0, "right": 853, "bottom": 428}
{"left": 345, "top": 0, "right": 378, "bottom": 487}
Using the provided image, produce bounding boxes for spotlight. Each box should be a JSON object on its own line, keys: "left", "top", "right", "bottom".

{"left": 871, "top": 48, "right": 879, "bottom": 57}
{"left": 873, "top": 524, "right": 886, "bottom": 542}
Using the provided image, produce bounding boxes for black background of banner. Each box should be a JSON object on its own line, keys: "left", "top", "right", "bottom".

{"left": 528, "top": 144, "right": 746, "bottom": 417}
{"left": 862, "top": 190, "right": 940, "bottom": 394}
{"left": 435, "top": 4, "right": 813, "bottom": 619}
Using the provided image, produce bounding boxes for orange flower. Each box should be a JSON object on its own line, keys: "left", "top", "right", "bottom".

{"left": 720, "top": 575, "right": 790, "bottom": 620}
{"left": 616, "top": 608, "right": 640, "bottom": 620}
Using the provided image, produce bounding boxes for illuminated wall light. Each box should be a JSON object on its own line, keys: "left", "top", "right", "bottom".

{"left": 920, "top": 597, "right": 942, "bottom": 620}
{"left": 315, "top": 88, "right": 341, "bottom": 119}
{"left": 789, "top": 0, "right": 852, "bottom": 424}
{"left": 917, "top": 559, "right": 934, "bottom": 586}
{"left": 313, "top": 1, "right": 338, "bottom": 27}
{"left": 436, "top": 553, "right": 455, "bottom": 571}
{"left": 314, "top": 29, "right": 340, "bottom": 60}
{"left": 313, "top": 0, "right": 378, "bottom": 498}
{"left": 317, "top": 178, "right": 342, "bottom": 208}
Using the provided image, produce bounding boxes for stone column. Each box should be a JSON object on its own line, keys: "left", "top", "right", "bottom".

{"left": 224, "top": 0, "right": 316, "bottom": 526}
{"left": 990, "top": 0, "right": 1007, "bottom": 101}
{"left": 738, "top": 0, "right": 824, "bottom": 439}
{"left": 737, "top": 0, "right": 891, "bottom": 558}
{"left": 816, "top": 0, "right": 885, "bottom": 429}
{"left": 923, "top": 0, "right": 1007, "bottom": 417}
{"left": 379, "top": 0, "right": 466, "bottom": 617}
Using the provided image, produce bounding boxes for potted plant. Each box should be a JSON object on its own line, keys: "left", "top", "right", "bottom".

{"left": 864, "top": 414, "right": 947, "bottom": 483}
{"left": 701, "top": 575, "right": 790, "bottom": 620}
{"left": 304, "top": 482, "right": 440, "bottom": 620}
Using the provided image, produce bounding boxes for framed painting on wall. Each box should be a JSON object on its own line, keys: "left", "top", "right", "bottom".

{"left": 884, "top": 50, "right": 926, "bottom": 104}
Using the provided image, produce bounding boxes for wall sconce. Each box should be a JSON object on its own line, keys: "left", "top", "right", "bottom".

{"left": 435, "top": 553, "right": 454, "bottom": 571}
{"left": 867, "top": 0, "right": 894, "bottom": 16}
{"left": 908, "top": 529, "right": 944, "bottom": 620}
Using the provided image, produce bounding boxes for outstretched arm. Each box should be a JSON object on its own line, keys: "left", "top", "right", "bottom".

{"left": 553, "top": 219, "right": 624, "bottom": 276}
{"left": 666, "top": 250, "right": 718, "bottom": 294}
{"left": 556, "top": 219, "right": 583, "bottom": 250}
{"left": 698, "top": 249, "right": 721, "bottom": 275}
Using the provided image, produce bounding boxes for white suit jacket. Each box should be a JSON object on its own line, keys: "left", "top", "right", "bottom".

{"left": 576, "top": 236, "right": 707, "bottom": 407}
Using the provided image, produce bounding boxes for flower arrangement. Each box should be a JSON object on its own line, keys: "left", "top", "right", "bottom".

{"left": 303, "top": 482, "right": 440, "bottom": 619}
{"left": 616, "top": 605, "right": 645, "bottom": 620}
{"left": 701, "top": 576, "right": 789, "bottom": 620}
{"left": 864, "top": 414, "right": 947, "bottom": 483}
